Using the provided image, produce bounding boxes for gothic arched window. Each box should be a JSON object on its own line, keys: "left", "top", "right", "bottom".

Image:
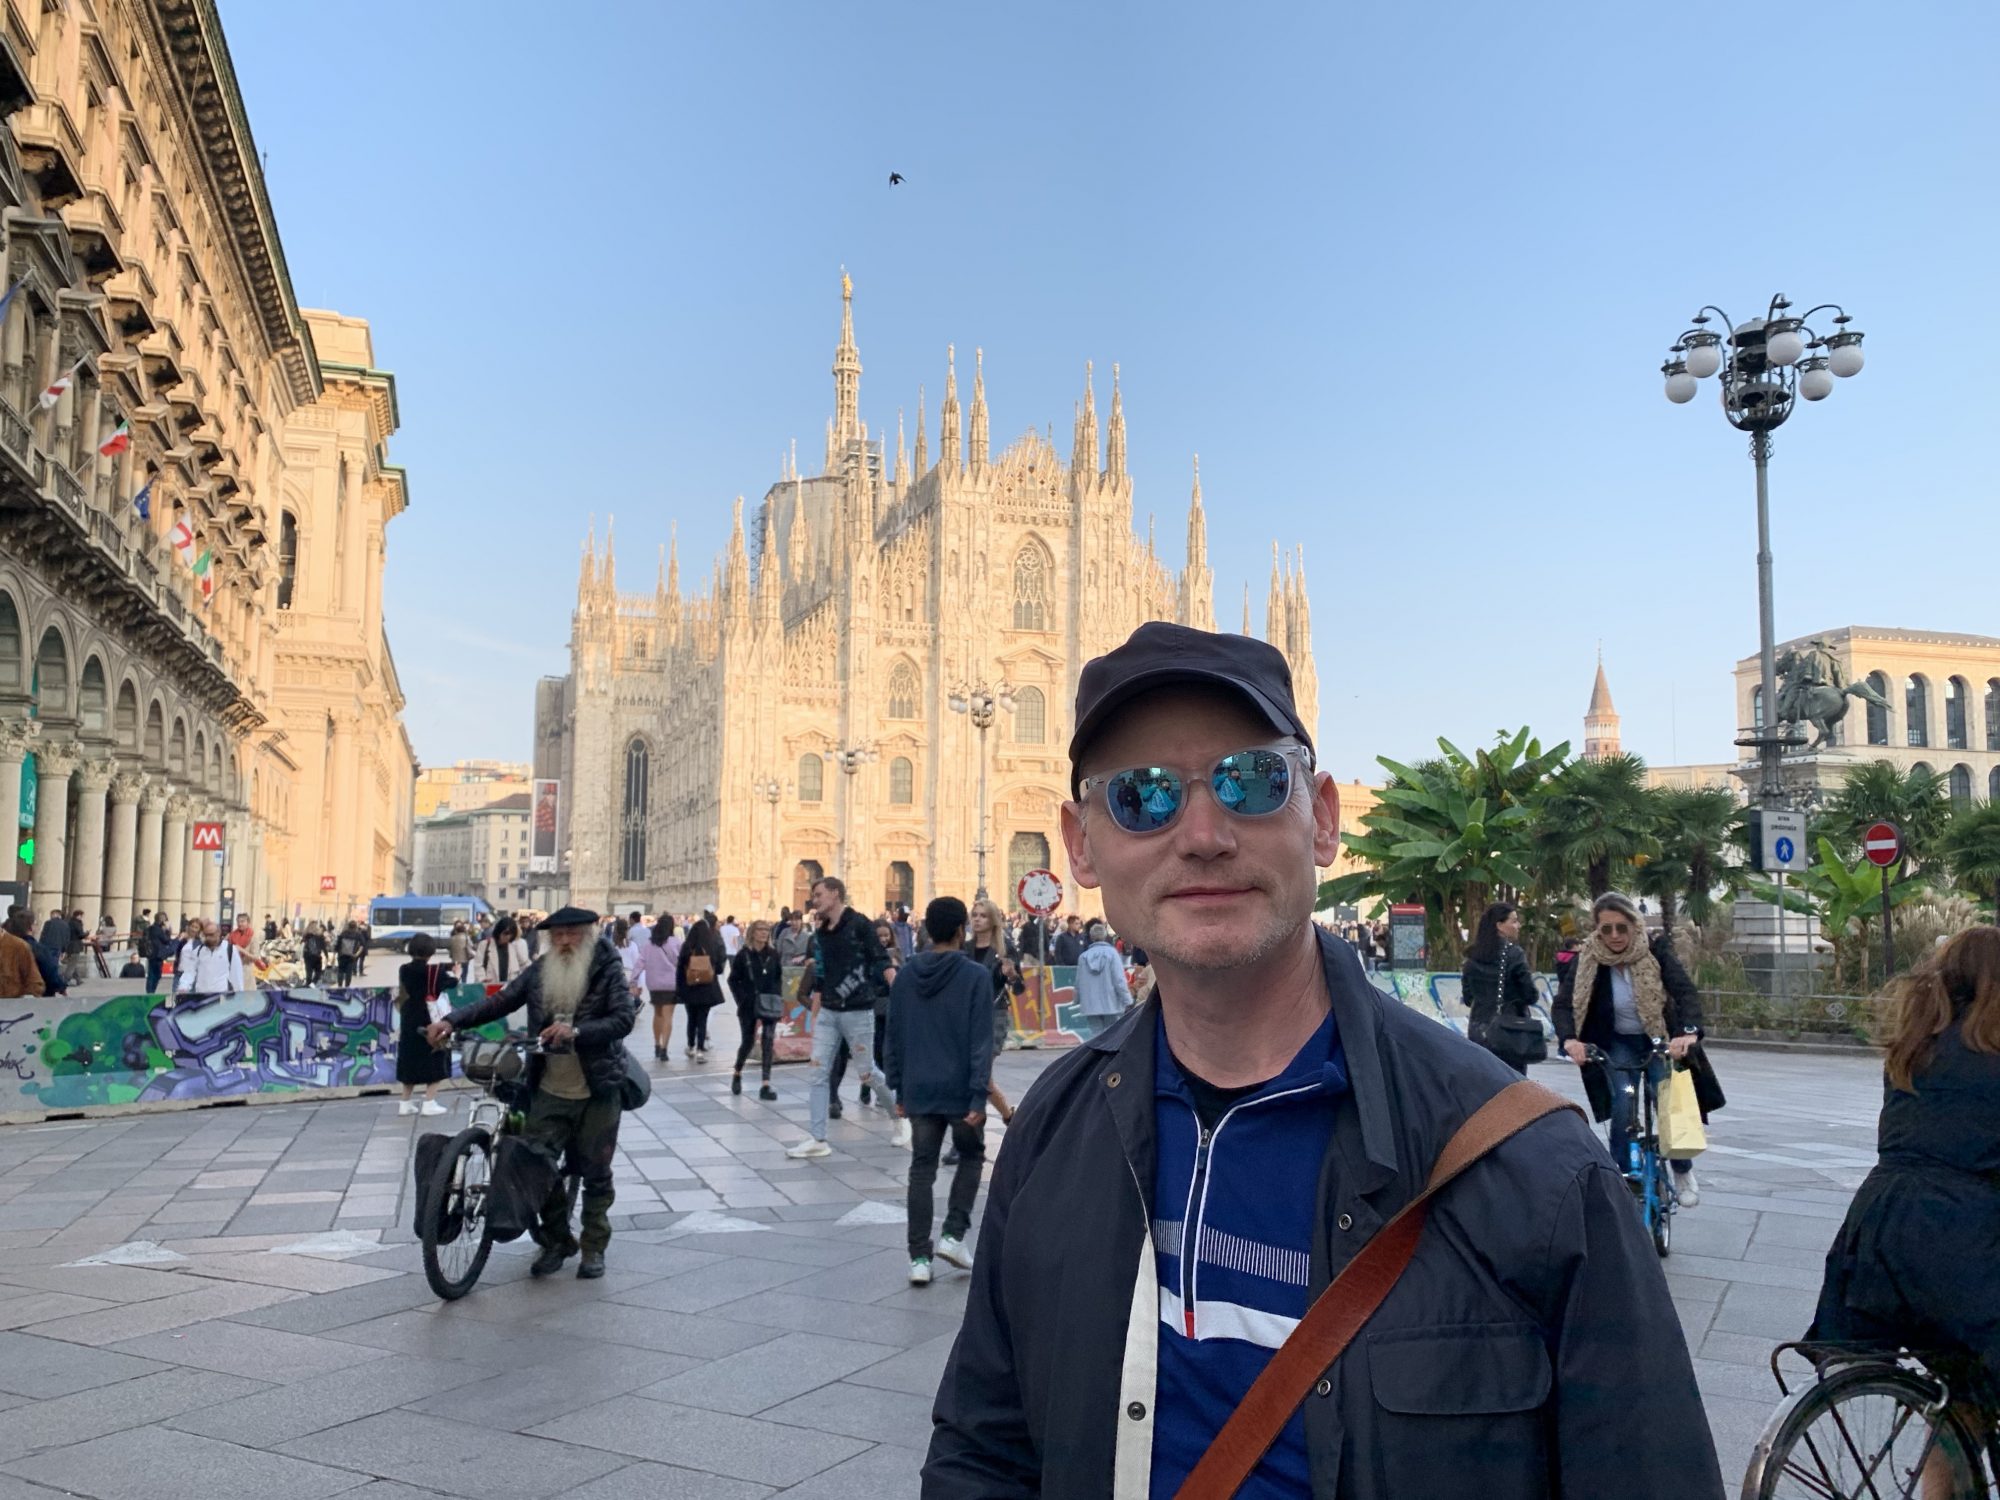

{"left": 1013, "top": 685, "right": 1046, "bottom": 744}
{"left": 1906, "top": 676, "right": 1930, "bottom": 748}
{"left": 889, "top": 756, "right": 914, "bottom": 805}
{"left": 1866, "top": 673, "right": 1891, "bottom": 746}
{"left": 885, "top": 861, "right": 914, "bottom": 909}
{"left": 887, "top": 659, "right": 920, "bottom": 719}
{"left": 620, "top": 738, "right": 649, "bottom": 882}
{"left": 1012, "top": 544, "right": 1050, "bottom": 631}
{"left": 798, "top": 752, "right": 824, "bottom": 803}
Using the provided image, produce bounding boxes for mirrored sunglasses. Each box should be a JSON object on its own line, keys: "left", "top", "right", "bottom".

{"left": 1082, "top": 745, "right": 1312, "bottom": 835}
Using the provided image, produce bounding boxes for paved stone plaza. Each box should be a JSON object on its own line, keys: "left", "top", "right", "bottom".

{"left": 0, "top": 1022, "right": 1883, "bottom": 1497}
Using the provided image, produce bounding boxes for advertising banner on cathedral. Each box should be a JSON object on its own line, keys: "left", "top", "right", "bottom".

{"left": 531, "top": 779, "right": 559, "bottom": 872}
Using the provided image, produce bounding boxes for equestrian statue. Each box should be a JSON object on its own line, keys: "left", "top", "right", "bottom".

{"left": 1774, "top": 639, "right": 1890, "bottom": 750}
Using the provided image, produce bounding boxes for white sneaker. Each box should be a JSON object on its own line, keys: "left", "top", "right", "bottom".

{"left": 420, "top": 1100, "right": 447, "bottom": 1116}
{"left": 786, "top": 1138, "right": 833, "bottom": 1160}
{"left": 936, "top": 1235, "right": 973, "bottom": 1270}
{"left": 892, "top": 1118, "right": 913, "bottom": 1148}
{"left": 692, "top": 1049, "right": 708, "bottom": 1064}
{"left": 1676, "top": 1167, "right": 1701, "bottom": 1208}
{"left": 909, "top": 1257, "right": 932, "bottom": 1285}
{"left": 397, "top": 1100, "right": 417, "bottom": 1116}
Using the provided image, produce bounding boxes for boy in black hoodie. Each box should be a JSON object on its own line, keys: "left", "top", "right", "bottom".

{"left": 885, "top": 896, "right": 995, "bottom": 1285}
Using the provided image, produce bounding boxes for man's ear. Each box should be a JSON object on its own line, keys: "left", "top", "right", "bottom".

{"left": 1060, "top": 800, "right": 1101, "bottom": 890}
{"left": 1310, "top": 773, "right": 1341, "bottom": 869}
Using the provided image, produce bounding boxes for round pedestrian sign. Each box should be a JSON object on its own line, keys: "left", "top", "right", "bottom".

{"left": 1773, "top": 836, "right": 1795, "bottom": 866}
{"left": 1016, "top": 868, "right": 1064, "bottom": 916}
{"left": 1863, "top": 822, "right": 1901, "bottom": 868}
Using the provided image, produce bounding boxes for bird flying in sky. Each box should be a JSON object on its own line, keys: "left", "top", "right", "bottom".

{"left": 888, "top": 172, "right": 905, "bottom": 186}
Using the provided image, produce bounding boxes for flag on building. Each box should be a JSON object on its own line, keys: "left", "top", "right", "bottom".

{"left": 131, "top": 479, "right": 153, "bottom": 522}
{"left": 98, "top": 419, "right": 130, "bottom": 458}
{"left": 169, "top": 517, "right": 195, "bottom": 564}
{"left": 191, "top": 549, "right": 214, "bottom": 603}
{"left": 38, "top": 360, "right": 82, "bottom": 411}
{"left": 0, "top": 279, "right": 21, "bottom": 323}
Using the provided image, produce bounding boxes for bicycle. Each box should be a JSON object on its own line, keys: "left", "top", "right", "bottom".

{"left": 1742, "top": 1341, "right": 1998, "bottom": 1498}
{"left": 1584, "top": 1039, "right": 1678, "bottom": 1258}
{"left": 418, "top": 1034, "right": 580, "bottom": 1301}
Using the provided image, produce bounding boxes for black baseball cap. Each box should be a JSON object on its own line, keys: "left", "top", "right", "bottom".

{"left": 1068, "top": 622, "right": 1314, "bottom": 795}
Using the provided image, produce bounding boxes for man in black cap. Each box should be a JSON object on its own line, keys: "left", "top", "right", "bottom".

{"left": 923, "top": 622, "right": 1719, "bottom": 1499}
{"left": 426, "top": 905, "right": 636, "bottom": 1279}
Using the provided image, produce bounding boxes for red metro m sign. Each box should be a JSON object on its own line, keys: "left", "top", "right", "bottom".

{"left": 190, "top": 821, "right": 226, "bottom": 852}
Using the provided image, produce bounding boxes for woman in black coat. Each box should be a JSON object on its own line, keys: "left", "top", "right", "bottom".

{"left": 1809, "top": 927, "right": 2000, "bottom": 1413}
{"left": 727, "top": 920, "right": 784, "bottom": 1101}
{"left": 1461, "top": 901, "right": 1542, "bottom": 1075}
{"left": 394, "top": 932, "right": 452, "bottom": 1115}
{"left": 675, "top": 915, "right": 728, "bottom": 1063}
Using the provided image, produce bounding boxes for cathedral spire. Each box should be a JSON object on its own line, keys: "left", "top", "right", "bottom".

{"left": 579, "top": 514, "right": 597, "bottom": 599}
{"left": 656, "top": 543, "right": 667, "bottom": 596}
{"left": 1242, "top": 582, "right": 1252, "bottom": 635}
{"left": 1073, "top": 360, "right": 1098, "bottom": 476}
{"left": 913, "top": 385, "right": 928, "bottom": 476}
{"left": 894, "top": 408, "right": 909, "bottom": 488}
{"left": 757, "top": 500, "right": 782, "bottom": 628}
{"left": 968, "top": 347, "right": 989, "bottom": 471}
{"left": 1266, "top": 541, "right": 1284, "bottom": 645}
{"left": 831, "top": 267, "right": 862, "bottom": 458}
{"left": 939, "top": 345, "right": 961, "bottom": 473}
{"left": 1106, "top": 362, "right": 1127, "bottom": 481}
{"left": 601, "top": 514, "right": 616, "bottom": 593}
{"left": 1179, "top": 455, "right": 1215, "bottom": 630}
{"left": 787, "top": 478, "right": 809, "bottom": 583}
{"left": 725, "top": 497, "right": 750, "bottom": 627}
{"left": 666, "top": 522, "right": 680, "bottom": 598}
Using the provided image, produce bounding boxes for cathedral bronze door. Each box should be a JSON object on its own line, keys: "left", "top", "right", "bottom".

{"left": 792, "top": 860, "right": 823, "bottom": 912}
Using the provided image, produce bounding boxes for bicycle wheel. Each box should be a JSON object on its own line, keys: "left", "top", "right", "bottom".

{"left": 421, "top": 1127, "right": 495, "bottom": 1300}
{"left": 1743, "top": 1363, "right": 1981, "bottom": 1500}
{"left": 1652, "top": 1158, "right": 1673, "bottom": 1259}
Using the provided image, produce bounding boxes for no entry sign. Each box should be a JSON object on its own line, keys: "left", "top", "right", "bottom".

{"left": 1016, "top": 868, "right": 1064, "bottom": 916}
{"left": 1863, "top": 822, "right": 1901, "bottom": 868}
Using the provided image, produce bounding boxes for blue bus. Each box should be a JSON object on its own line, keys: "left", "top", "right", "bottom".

{"left": 367, "top": 894, "right": 495, "bottom": 953}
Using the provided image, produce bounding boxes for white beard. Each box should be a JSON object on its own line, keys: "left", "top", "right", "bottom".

{"left": 539, "top": 943, "right": 590, "bottom": 1022}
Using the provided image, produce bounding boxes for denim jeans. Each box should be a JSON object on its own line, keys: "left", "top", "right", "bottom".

{"left": 1605, "top": 1033, "right": 1691, "bottom": 1178}
{"left": 907, "top": 1114, "right": 984, "bottom": 1259}
{"left": 809, "top": 1008, "right": 885, "bottom": 1141}
{"left": 144, "top": 956, "right": 163, "bottom": 994}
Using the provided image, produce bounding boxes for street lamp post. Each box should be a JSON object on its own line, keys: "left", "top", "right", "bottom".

{"left": 1662, "top": 294, "right": 1866, "bottom": 808}
{"left": 825, "top": 745, "right": 876, "bottom": 877}
{"left": 751, "top": 775, "right": 786, "bottom": 913}
{"left": 948, "top": 680, "right": 1015, "bottom": 902}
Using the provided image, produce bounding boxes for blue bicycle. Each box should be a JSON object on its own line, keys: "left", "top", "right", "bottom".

{"left": 1587, "top": 1040, "right": 1678, "bottom": 1258}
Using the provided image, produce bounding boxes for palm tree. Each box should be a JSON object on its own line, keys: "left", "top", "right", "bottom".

{"left": 1823, "top": 761, "right": 1950, "bottom": 878}
{"left": 1531, "top": 753, "right": 1658, "bottom": 899}
{"left": 1633, "top": 786, "right": 1741, "bottom": 932}
{"left": 1940, "top": 802, "right": 2000, "bottom": 916}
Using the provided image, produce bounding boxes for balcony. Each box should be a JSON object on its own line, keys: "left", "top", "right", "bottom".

{"left": 62, "top": 188, "right": 123, "bottom": 287}
{"left": 43, "top": 457, "right": 83, "bottom": 519}
{"left": 139, "top": 323, "right": 185, "bottom": 392}
{"left": 105, "top": 270, "right": 155, "bottom": 340}
{"left": 13, "top": 102, "right": 83, "bottom": 211}
{"left": 0, "top": 29, "right": 31, "bottom": 120}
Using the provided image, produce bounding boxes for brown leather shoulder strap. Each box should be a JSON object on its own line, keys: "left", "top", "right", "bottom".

{"left": 1173, "top": 1079, "right": 1582, "bottom": 1500}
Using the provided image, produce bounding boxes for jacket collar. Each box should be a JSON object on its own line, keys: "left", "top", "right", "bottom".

{"left": 1090, "top": 929, "right": 1399, "bottom": 1186}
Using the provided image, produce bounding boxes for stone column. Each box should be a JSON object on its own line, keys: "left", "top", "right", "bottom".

{"left": 181, "top": 804, "right": 207, "bottom": 924}
{"left": 103, "top": 772, "right": 145, "bottom": 929}
{"left": 135, "top": 782, "right": 168, "bottom": 922}
{"left": 330, "top": 713, "right": 359, "bottom": 901}
{"left": 199, "top": 807, "right": 223, "bottom": 916}
{"left": 69, "top": 758, "right": 115, "bottom": 923}
{"left": 31, "top": 741, "right": 80, "bottom": 910}
{"left": 159, "top": 793, "right": 190, "bottom": 922}
{"left": 0, "top": 719, "right": 41, "bottom": 888}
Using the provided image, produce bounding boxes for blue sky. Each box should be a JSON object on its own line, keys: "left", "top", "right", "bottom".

{"left": 223, "top": 1, "right": 1995, "bottom": 781}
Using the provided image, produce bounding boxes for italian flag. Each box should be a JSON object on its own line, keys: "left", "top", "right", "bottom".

{"left": 192, "top": 549, "right": 214, "bottom": 604}
{"left": 98, "top": 419, "right": 130, "bottom": 458}
{"left": 169, "top": 517, "right": 195, "bottom": 564}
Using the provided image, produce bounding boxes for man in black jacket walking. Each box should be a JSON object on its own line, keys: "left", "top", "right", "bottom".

{"left": 426, "top": 906, "right": 637, "bottom": 1279}
{"left": 885, "top": 897, "right": 994, "bottom": 1286}
{"left": 786, "top": 876, "right": 896, "bottom": 1159}
{"left": 923, "top": 622, "right": 1721, "bottom": 1499}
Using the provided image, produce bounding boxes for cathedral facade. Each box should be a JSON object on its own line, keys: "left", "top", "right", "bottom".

{"left": 538, "top": 277, "right": 1319, "bottom": 920}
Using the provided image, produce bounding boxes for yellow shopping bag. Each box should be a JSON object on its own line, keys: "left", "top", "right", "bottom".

{"left": 1656, "top": 1064, "right": 1707, "bottom": 1159}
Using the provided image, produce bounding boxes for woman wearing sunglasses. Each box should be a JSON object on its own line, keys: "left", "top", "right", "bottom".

{"left": 1551, "top": 891, "right": 1706, "bottom": 1205}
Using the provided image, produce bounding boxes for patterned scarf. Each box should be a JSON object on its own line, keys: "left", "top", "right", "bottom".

{"left": 1572, "top": 929, "right": 1667, "bottom": 1037}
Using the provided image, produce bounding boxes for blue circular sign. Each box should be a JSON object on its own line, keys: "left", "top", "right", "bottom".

{"left": 1774, "top": 836, "right": 1796, "bottom": 864}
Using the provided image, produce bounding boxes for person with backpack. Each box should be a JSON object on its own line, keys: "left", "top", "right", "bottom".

{"left": 334, "top": 921, "right": 363, "bottom": 986}
{"left": 142, "top": 911, "right": 173, "bottom": 995}
{"left": 675, "top": 914, "right": 727, "bottom": 1063}
{"left": 302, "top": 922, "right": 327, "bottom": 986}
{"left": 885, "top": 897, "right": 995, "bottom": 1286}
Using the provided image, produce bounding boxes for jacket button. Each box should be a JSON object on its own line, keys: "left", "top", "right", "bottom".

{"left": 1127, "top": 1401, "right": 1146, "bottom": 1420}
{"left": 1337, "top": 1213, "right": 1353, "bottom": 1231}
{"left": 1315, "top": 1378, "right": 1332, "bottom": 1398}
{"left": 1106, "top": 1072, "right": 1121, "bottom": 1088}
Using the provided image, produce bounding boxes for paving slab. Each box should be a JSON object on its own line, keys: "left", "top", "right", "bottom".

{"left": 0, "top": 1366, "right": 266, "bottom": 1461}
{"left": 0, "top": 1425, "right": 370, "bottom": 1500}
{"left": 279, "top": 1409, "right": 626, "bottom": 1500}
{"left": 0, "top": 1332, "right": 166, "bottom": 1398}
{"left": 533, "top": 1398, "right": 870, "bottom": 1487}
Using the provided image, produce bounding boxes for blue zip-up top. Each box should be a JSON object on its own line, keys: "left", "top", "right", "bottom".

{"left": 1150, "top": 1005, "right": 1348, "bottom": 1499}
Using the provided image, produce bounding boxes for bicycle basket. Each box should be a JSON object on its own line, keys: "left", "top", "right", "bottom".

{"left": 460, "top": 1038, "right": 525, "bottom": 1085}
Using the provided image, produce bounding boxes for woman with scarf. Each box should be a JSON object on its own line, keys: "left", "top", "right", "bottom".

{"left": 727, "top": 919, "right": 784, "bottom": 1100}
{"left": 1553, "top": 890, "right": 1709, "bottom": 1205}
{"left": 475, "top": 916, "right": 530, "bottom": 987}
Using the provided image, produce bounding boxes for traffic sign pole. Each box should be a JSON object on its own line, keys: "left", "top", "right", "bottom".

{"left": 1880, "top": 862, "right": 1894, "bottom": 983}
{"left": 1862, "top": 822, "right": 1902, "bottom": 984}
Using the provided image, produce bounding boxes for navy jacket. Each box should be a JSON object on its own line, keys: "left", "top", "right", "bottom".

{"left": 923, "top": 929, "right": 1722, "bottom": 1499}
{"left": 885, "top": 949, "right": 994, "bottom": 1118}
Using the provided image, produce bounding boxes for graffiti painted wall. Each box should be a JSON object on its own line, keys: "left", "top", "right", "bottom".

{"left": 2, "top": 984, "right": 495, "bottom": 1119}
